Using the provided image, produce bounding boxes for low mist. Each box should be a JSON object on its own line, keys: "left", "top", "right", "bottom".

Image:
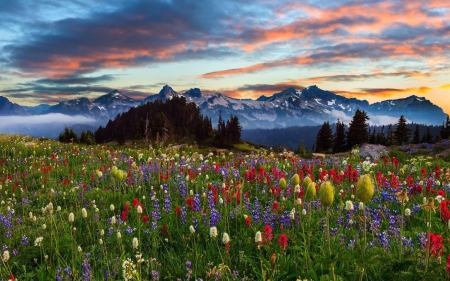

{"left": 0, "top": 114, "right": 102, "bottom": 139}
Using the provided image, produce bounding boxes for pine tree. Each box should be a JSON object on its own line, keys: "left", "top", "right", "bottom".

{"left": 369, "top": 127, "right": 376, "bottom": 144}
{"left": 412, "top": 124, "right": 420, "bottom": 144}
{"left": 440, "top": 115, "right": 450, "bottom": 139}
{"left": 315, "top": 121, "right": 333, "bottom": 152}
{"left": 426, "top": 127, "right": 433, "bottom": 143}
{"left": 386, "top": 124, "right": 396, "bottom": 146}
{"left": 332, "top": 119, "right": 346, "bottom": 153}
{"left": 395, "top": 115, "right": 411, "bottom": 145}
{"left": 297, "top": 140, "right": 309, "bottom": 157}
{"left": 347, "top": 109, "right": 370, "bottom": 148}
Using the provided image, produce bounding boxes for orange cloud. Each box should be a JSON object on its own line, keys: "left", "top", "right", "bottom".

{"left": 336, "top": 87, "right": 433, "bottom": 99}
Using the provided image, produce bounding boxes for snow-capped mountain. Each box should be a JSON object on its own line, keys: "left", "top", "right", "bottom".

{"left": 44, "top": 90, "right": 140, "bottom": 120}
{"left": 0, "top": 85, "right": 447, "bottom": 130}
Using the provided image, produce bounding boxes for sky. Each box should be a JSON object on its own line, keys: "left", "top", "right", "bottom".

{"left": 0, "top": 0, "right": 449, "bottom": 114}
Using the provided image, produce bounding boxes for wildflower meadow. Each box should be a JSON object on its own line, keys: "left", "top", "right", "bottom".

{"left": 1, "top": 133, "right": 450, "bottom": 280}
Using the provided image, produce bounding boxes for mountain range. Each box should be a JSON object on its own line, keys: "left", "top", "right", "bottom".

{"left": 0, "top": 85, "right": 447, "bottom": 130}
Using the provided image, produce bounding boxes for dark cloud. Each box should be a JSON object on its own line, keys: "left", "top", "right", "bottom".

{"left": 34, "top": 74, "right": 116, "bottom": 85}
{"left": 2, "top": 0, "right": 241, "bottom": 77}
{"left": 303, "top": 71, "right": 430, "bottom": 83}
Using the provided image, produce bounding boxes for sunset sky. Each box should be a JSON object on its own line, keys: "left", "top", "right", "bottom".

{"left": 0, "top": 0, "right": 449, "bottom": 114}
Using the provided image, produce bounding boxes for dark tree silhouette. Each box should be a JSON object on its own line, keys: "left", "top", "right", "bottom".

{"left": 332, "top": 119, "right": 346, "bottom": 153}
{"left": 412, "top": 124, "right": 420, "bottom": 144}
{"left": 314, "top": 121, "right": 333, "bottom": 153}
{"left": 395, "top": 115, "right": 411, "bottom": 145}
{"left": 346, "top": 109, "right": 370, "bottom": 148}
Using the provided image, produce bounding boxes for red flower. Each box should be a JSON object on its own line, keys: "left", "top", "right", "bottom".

{"left": 272, "top": 201, "right": 279, "bottom": 211}
{"left": 429, "top": 232, "right": 444, "bottom": 257}
{"left": 162, "top": 224, "right": 168, "bottom": 236}
{"left": 175, "top": 206, "right": 181, "bottom": 217}
{"left": 133, "top": 198, "right": 139, "bottom": 208}
{"left": 245, "top": 217, "right": 251, "bottom": 227}
{"left": 187, "top": 197, "right": 194, "bottom": 210}
{"left": 278, "top": 234, "right": 288, "bottom": 250}
{"left": 263, "top": 225, "right": 273, "bottom": 244}
{"left": 121, "top": 211, "right": 128, "bottom": 222}
{"left": 142, "top": 215, "right": 149, "bottom": 223}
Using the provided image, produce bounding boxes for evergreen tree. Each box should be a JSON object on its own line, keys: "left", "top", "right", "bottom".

{"left": 394, "top": 115, "right": 411, "bottom": 145}
{"left": 440, "top": 115, "right": 450, "bottom": 139}
{"left": 58, "top": 126, "right": 78, "bottom": 143}
{"left": 347, "top": 109, "right": 370, "bottom": 148}
{"left": 297, "top": 140, "right": 309, "bottom": 158}
{"left": 386, "top": 124, "right": 396, "bottom": 146}
{"left": 412, "top": 124, "right": 420, "bottom": 144}
{"left": 369, "top": 127, "right": 376, "bottom": 144}
{"left": 332, "top": 119, "right": 346, "bottom": 153}
{"left": 80, "top": 130, "right": 95, "bottom": 145}
{"left": 426, "top": 127, "right": 433, "bottom": 143}
{"left": 315, "top": 121, "right": 333, "bottom": 152}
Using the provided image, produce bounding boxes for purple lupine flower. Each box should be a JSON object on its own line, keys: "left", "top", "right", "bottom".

{"left": 210, "top": 209, "right": 221, "bottom": 227}
{"left": 164, "top": 194, "right": 171, "bottom": 214}
{"left": 81, "top": 253, "right": 92, "bottom": 281}
{"left": 193, "top": 194, "right": 202, "bottom": 212}
{"left": 179, "top": 181, "right": 187, "bottom": 198}
{"left": 208, "top": 191, "right": 215, "bottom": 209}
{"left": 252, "top": 197, "right": 261, "bottom": 223}
{"left": 181, "top": 206, "right": 187, "bottom": 226}
{"left": 21, "top": 235, "right": 29, "bottom": 246}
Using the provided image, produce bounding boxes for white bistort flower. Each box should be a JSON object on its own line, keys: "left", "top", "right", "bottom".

{"left": 222, "top": 232, "right": 230, "bottom": 244}
{"left": 210, "top": 226, "right": 218, "bottom": 238}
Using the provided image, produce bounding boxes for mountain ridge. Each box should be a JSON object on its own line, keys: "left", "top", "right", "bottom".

{"left": 0, "top": 85, "right": 446, "bottom": 129}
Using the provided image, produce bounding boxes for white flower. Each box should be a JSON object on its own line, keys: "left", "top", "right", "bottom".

{"left": 81, "top": 208, "right": 87, "bottom": 218}
{"left": 110, "top": 204, "right": 115, "bottom": 211}
{"left": 222, "top": 232, "right": 230, "bottom": 244}
{"left": 189, "top": 225, "right": 196, "bottom": 234}
{"left": 345, "top": 200, "right": 354, "bottom": 211}
{"left": 296, "top": 198, "right": 302, "bottom": 205}
{"left": 290, "top": 208, "right": 295, "bottom": 220}
{"left": 359, "top": 202, "right": 364, "bottom": 209}
{"left": 78, "top": 246, "right": 82, "bottom": 252}
{"left": 137, "top": 205, "right": 143, "bottom": 214}
{"left": 132, "top": 237, "right": 139, "bottom": 249}
{"left": 255, "top": 231, "right": 262, "bottom": 243}
{"left": 405, "top": 208, "right": 411, "bottom": 217}
{"left": 2, "top": 250, "right": 9, "bottom": 263}
{"left": 42, "top": 224, "right": 46, "bottom": 230}
{"left": 435, "top": 195, "right": 445, "bottom": 204}
{"left": 99, "top": 239, "right": 103, "bottom": 245}
{"left": 111, "top": 216, "right": 116, "bottom": 225}
{"left": 69, "top": 212, "right": 74, "bottom": 223}
{"left": 210, "top": 226, "right": 218, "bottom": 238}
{"left": 34, "top": 237, "right": 44, "bottom": 246}
{"left": 302, "top": 209, "right": 307, "bottom": 216}
{"left": 117, "top": 232, "right": 122, "bottom": 239}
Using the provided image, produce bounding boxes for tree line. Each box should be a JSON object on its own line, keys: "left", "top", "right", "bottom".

{"left": 314, "top": 110, "right": 450, "bottom": 153}
{"left": 58, "top": 95, "right": 242, "bottom": 147}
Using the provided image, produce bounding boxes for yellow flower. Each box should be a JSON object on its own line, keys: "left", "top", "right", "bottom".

{"left": 305, "top": 182, "right": 316, "bottom": 201}
{"left": 356, "top": 174, "right": 374, "bottom": 203}
{"left": 291, "top": 174, "right": 300, "bottom": 187}
{"left": 302, "top": 176, "right": 312, "bottom": 189}
{"left": 319, "top": 181, "right": 334, "bottom": 207}
{"left": 279, "top": 178, "right": 287, "bottom": 189}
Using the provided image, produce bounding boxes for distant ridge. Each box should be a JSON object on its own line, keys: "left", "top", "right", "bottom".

{"left": 0, "top": 85, "right": 447, "bottom": 129}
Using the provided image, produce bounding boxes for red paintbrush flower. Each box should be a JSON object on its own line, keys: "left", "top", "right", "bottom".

{"left": 278, "top": 234, "right": 288, "bottom": 250}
